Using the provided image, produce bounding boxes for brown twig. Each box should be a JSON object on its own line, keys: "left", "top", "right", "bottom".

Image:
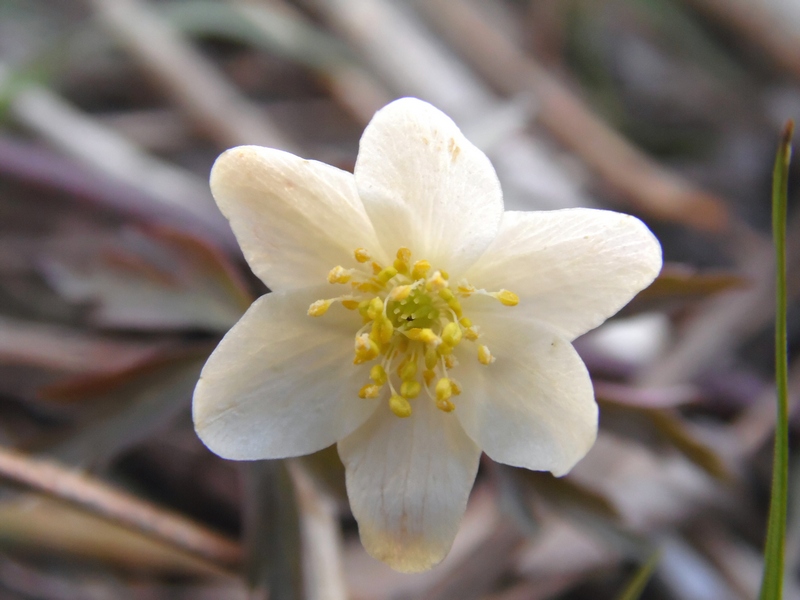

{"left": 685, "top": 0, "right": 800, "bottom": 81}
{"left": 0, "top": 446, "right": 242, "bottom": 567}
{"left": 88, "top": 0, "right": 292, "bottom": 150}
{"left": 415, "top": 0, "right": 730, "bottom": 232}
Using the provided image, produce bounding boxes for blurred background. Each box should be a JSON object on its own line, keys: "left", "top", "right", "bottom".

{"left": 0, "top": 0, "right": 798, "bottom": 598}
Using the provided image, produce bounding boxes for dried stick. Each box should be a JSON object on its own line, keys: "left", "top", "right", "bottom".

{"left": 88, "top": 0, "right": 292, "bottom": 150}
{"left": 0, "top": 446, "right": 242, "bottom": 567}
{"left": 685, "top": 0, "right": 800, "bottom": 81}
{"left": 416, "top": 0, "right": 730, "bottom": 232}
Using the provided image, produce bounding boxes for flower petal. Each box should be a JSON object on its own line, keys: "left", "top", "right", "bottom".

{"left": 193, "top": 286, "right": 378, "bottom": 460}
{"left": 210, "top": 146, "right": 384, "bottom": 291}
{"left": 354, "top": 98, "right": 503, "bottom": 274}
{"left": 454, "top": 313, "right": 597, "bottom": 477}
{"left": 338, "top": 397, "right": 481, "bottom": 573}
{"left": 463, "top": 209, "right": 662, "bottom": 339}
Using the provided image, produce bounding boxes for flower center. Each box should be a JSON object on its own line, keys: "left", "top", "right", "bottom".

{"left": 308, "top": 247, "right": 518, "bottom": 418}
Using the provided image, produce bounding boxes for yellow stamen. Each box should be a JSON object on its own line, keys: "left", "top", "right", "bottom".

{"left": 394, "top": 247, "right": 412, "bottom": 274}
{"left": 354, "top": 334, "right": 379, "bottom": 364}
{"left": 366, "top": 297, "right": 383, "bottom": 320}
{"left": 423, "top": 369, "right": 436, "bottom": 387}
{"left": 424, "top": 347, "right": 438, "bottom": 370}
{"left": 370, "top": 364, "right": 387, "bottom": 385}
{"left": 444, "top": 354, "right": 458, "bottom": 369}
{"left": 457, "top": 281, "right": 475, "bottom": 296}
{"left": 426, "top": 271, "right": 448, "bottom": 292}
{"left": 354, "top": 248, "right": 371, "bottom": 263}
{"left": 389, "top": 285, "right": 413, "bottom": 301}
{"left": 327, "top": 266, "right": 351, "bottom": 284}
{"left": 436, "top": 378, "right": 453, "bottom": 402}
{"left": 399, "top": 356, "right": 417, "bottom": 381}
{"left": 442, "top": 322, "right": 462, "bottom": 346}
{"left": 494, "top": 289, "right": 519, "bottom": 306}
{"left": 341, "top": 299, "right": 359, "bottom": 310}
{"left": 411, "top": 260, "right": 431, "bottom": 279}
{"left": 400, "top": 380, "right": 421, "bottom": 399}
{"left": 478, "top": 345, "right": 495, "bottom": 365}
{"left": 358, "top": 384, "right": 381, "bottom": 399}
{"left": 451, "top": 380, "right": 462, "bottom": 396}
{"left": 389, "top": 394, "right": 412, "bottom": 418}
{"left": 308, "top": 299, "right": 332, "bottom": 317}
{"left": 376, "top": 266, "right": 398, "bottom": 284}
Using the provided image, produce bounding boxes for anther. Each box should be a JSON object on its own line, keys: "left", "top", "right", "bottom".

{"left": 442, "top": 322, "right": 463, "bottom": 346}
{"left": 327, "top": 266, "right": 352, "bottom": 284}
{"left": 370, "top": 364, "right": 387, "bottom": 385}
{"left": 388, "top": 285, "right": 413, "bottom": 301}
{"left": 376, "top": 266, "right": 398, "bottom": 285}
{"left": 358, "top": 384, "right": 381, "bottom": 399}
{"left": 400, "top": 380, "right": 421, "bottom": 399}
{"left": 411, "top": 260, "right": 431, "bottom": 280}
{"left": 308, "top": 299, "right": 332, "bottom": 317}
{"left": 494, "top": 289, "right": 519, "bottom": 306}
{"left": 341, "top": 299, "right": 359, "bottom": 310}
{"left": 393, "top": 247, "right": 412, "bottom": 274}
{"left": 354, "top": 248, "right": 371, "bottom": 263}
{"left": 436, "top": 378, "right": 453, "bottom": 402}
{"left": 354, "top": 334, "right": 379, "bottom": 364}
{"left": 426, "top": 271, "right": 448, "bottom": 292}
{"left": 389, "top": 394, "right": 412, "bottom": 418}
{"left": 478, "top": 345, "right": 496, "bottom": 365}
{"left": 423, "top": 369, "right": 436, "bottom": 386}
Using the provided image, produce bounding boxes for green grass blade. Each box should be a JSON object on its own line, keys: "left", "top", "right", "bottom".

{"left": 759, "top": 119, "right": 794, "bottom": 600}
{"left": 615, "top": 552, "right": 660, "bottom": 600}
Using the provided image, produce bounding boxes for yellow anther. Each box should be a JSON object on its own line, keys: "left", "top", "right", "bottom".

{"left": 440, "top": 270, "right": 449, "bottom": 280}
{"left": 376, "top": 266, "right": 398, "bottom": 284}
{"left": 478, "top": 344, "right": 495, "bottom": 365}
{"left": 435, "top": 378, "right": 453, "bottom": 402}
{"left": 451, "top": 380, "right": 462, "bottom": 396}
{"left": 459, "top": 317, "right": 472, "bottom": 327}
{"left": 411, "top": 260, "right": 431, "bottom": 280}
{"left": 371, "top": 315, "right": 394, "bottom": 344}
{"left": 437, "top": 398, "right": 456, "bottom": 412}
{"left": 437, "top": 343, "right": 453, "bottom": 356}
{"left": 424, "top": 347, "right": 438, "bottom": 370}
{"left": 371, "top": 262, "right": 382, "bottom": 274}
{"left": 400, "top": 380, "right": 421, "bottom": 399}
{"left": 439, "top": 288, "right": 455, "bottom": 302}
{"left": 464, "top": 326, "right": 480, "bottom": 341}
{"left": 307, "top": 299, "right": 332, "bottom": 317}
{"left": 356, "top": 281, "right": 381, "bottom": 293}
{"left": 341, "top": 299, "right": 359, "bottom": 310}
{"left": 494, "top": 289, "right": 519, "bottom": 307}
{"left": 399, "top": 357, "right": 417, "bottom": 381}
{"left": 393, "top": 247, "right": 412, "bottom": 274}
{"left": 366, "top": 297, "right": 383, "bottom": 320}
{"left": 457, "top": 281, "right": 475, "bottom": 296}
{"left": 354, "top": 334, "right": 379, "bottom": 364}
{"left": 389, "top": 394, "right": 412, "bottom": 418}
{"left": 370, "top": 364, "right": 387, "bottom": 385}
{"left": 444, "top": 354, "right": 459, "bottom": 369}
{"left": 442, "top": 322, "right": 462, "bottom": 346}
{"left": 327, "top": 266, "right": 351, "bottom": 284}
{"left": 354, "top": 248, "right": 371, "bottom": 263}
{"left": 423, "top": 369, "right": 436, "bottom": 386}
{"left": 420, "top": 329, "right": 442, "bottom": 346}
{"left": 426, "top": 271, "right": 448, "bottom": 292}
{"left": 389, "top": 285, "right": 413, "bottom": 301}
{"left": 358, "top": 384, "right": 381, "bottom": 399}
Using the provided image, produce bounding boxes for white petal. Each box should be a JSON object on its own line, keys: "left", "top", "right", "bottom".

{"left": 354, "top": 98, "right": 503, "bottom": 274}
{"left": 464, "top": 209, "right": 662, "bottom": 339}
{"left": 454, "top": 313, "right": 597, "bottom": 477}
{"left": 338, "top": 397, "right": 481, "bottom": 573}
{"left": 210, "top": 146, "right": 384, "bottom": 291}
{"left": 193, "top": 286, "right": 378, "bottom": 460}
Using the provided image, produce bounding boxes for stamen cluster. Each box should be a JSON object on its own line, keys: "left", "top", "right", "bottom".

{"left": 308, "top": 247, "right": 518, "bottom": 418}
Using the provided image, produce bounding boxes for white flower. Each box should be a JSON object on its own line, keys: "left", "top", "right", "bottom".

{"left": 192, "top": 98, "right": 662, "bottom": 572}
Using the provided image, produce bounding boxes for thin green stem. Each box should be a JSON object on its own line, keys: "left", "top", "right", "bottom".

{"left": 759, "top": 119, "right": 794, "bottom": 600}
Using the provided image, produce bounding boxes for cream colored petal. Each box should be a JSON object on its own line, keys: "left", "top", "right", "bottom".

{"left": 454, "top": 313, "right": 597, "bottom": 477}
{"left": 338, "top": 397, "right": 481, "bottom": 573}
{"left": 193, "top": 286, "right": 378, "bottom": 460}
{"left": 354, "top": 98, "right": 503, "bottom": 274}
{"left": 210, "top": 146, "right": 385, "bottom": 291}
{"left": 463, "top": 209, "right": 662, "bottom": 339}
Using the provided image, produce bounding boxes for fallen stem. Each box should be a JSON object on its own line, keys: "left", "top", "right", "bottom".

{"left": 0, "top": 445, "right": 242, "bottom": 567}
